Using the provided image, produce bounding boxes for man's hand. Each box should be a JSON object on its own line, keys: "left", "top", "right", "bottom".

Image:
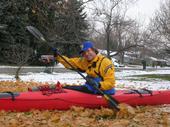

{"left": 86, "top": 78, "right": 101, "bottom": 88}
{"left": 40, "top": 55, "right": 54, "bottom": 63}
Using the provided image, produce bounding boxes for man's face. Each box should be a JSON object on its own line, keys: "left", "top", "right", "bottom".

{"left": 82, "top": 48, "right": 96, "bottom": 61}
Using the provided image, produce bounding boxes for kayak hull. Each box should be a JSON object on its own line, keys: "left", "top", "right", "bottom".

{"left": 0, "top": 89, "right": 170, "bottom": 111}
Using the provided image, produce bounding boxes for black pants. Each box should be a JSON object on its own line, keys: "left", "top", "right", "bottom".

{"left": 64, "top": 85, "right": 99, "bottom": 94}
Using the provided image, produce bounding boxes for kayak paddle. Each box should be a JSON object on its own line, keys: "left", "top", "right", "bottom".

{"left": 26, "top": 25, "right": 120, "bottom": 111}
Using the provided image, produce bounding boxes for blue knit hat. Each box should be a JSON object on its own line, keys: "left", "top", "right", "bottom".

{"left": 80, "top": 41, "right": 94, "bottom": 54}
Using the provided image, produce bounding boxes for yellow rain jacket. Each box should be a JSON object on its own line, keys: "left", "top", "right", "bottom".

{"left": 56, "top": 54, "right": 115, "bottom": 90}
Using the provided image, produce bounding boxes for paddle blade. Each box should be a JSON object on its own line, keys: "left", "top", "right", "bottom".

{"left": 103, "top": 94, "right": 120, "bottom": 111}
{"left": 116, "top": 103, "right": 136, "bottom": 118}
{"left": 26, "top": 26, "right": 46, "bottom": 42}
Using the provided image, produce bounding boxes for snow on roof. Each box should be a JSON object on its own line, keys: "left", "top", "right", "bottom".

{"left": 149, "top": 57, "right": 167, "bottom": 62}
{"left": 149, "top": 57, "right": 158, "bottom": 61}
{"left": 98, "top": 49, "right": 117, "bottom": 56}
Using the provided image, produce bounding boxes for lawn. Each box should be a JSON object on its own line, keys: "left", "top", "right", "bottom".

{"left": 135, "top": 74, "right": 170, "bottom": 81}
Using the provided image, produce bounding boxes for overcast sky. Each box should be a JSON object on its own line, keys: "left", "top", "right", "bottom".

{"left": 85, "top": 0, "right": 162, "bottom": 27}
{"left": 126, "top": 0, "right": 161, "bottom": 26}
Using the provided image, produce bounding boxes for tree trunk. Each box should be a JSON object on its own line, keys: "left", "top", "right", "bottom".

{"left": 15, "top": 65, "right": 22, "bottom": 80}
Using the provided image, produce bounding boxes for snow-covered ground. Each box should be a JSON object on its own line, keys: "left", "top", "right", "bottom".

{"left": 0, "top": 65, "right": 170, "bottom": 91}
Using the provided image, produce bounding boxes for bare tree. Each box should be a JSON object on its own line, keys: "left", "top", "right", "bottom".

{"left": 89, "top": 0, "right": 123, "bottom": 57}
{"left": 150, "top": 0, "right": 170, "bottom": 56}
{"left": 110, "top": 15, "right": 142, "bottom": 63}
{"left": 136, "top": 0, "right": 170, "bottom": 61}
{"left": 87, "top": 0, "right": 141, "bottom": 63}
{"left": 3, "top": 44, "right": 33, "bottom": 80}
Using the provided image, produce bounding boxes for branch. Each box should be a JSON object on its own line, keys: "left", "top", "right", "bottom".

{"left": 110, "top": 44, "right": 144, "bottom": 57}
{"left": 82, "top": 0, "right": 94, "bottom": 4}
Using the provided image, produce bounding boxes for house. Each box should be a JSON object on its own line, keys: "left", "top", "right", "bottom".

{"left": 145, "top": 57, "right": 168, "bottom": 67}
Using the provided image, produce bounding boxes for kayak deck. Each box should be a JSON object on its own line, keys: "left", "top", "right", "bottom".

{"left": 0, "top": 89, "right": 170, "bottom": 111}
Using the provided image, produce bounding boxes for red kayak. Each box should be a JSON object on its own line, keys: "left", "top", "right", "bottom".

{"left": 0, "top": 84, "right": 170, "bottom": 111}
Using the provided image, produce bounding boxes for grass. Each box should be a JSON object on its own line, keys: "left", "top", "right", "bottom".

{"left": 134, "top": 74, "right": 170, "bottom": 81}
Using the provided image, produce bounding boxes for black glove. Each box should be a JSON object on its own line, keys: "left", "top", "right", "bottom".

{"left": 52, "top": 48, "right": 59, "bottom": 57}
{"left": 86, "top": 78, "right": 101, "bottom": 88}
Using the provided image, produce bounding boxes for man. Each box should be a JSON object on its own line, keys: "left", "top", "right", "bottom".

{"left": 53, "top": 41, "right": 116, "bottom": 95}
